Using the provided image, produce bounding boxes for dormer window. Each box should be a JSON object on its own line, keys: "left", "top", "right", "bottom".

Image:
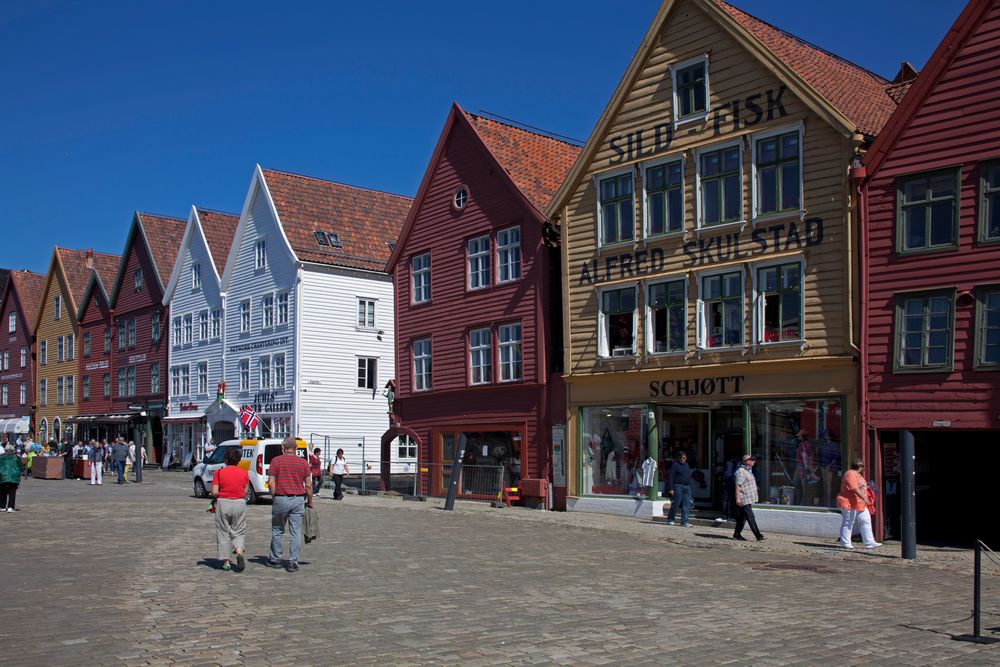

{"left": 671, "top": 56, "right": 709, "bottom": 124}
{"left": 453, "top": 186, "right": 469, "bottom": 211}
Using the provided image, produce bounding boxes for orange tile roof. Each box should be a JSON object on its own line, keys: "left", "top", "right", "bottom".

{"left": 137, "top": 212, "right": 187, "bottom": 288}
{"left": 91, "top": 251, "right": 121, "bottom": 294}
{"left": 465, "top": 113, "right": 582, "bottom": 213}
{"left": 9, "top": 269, "right": 47, "bottom": 326}
{"left": 197, "top": 209, "right": 240, "bottom": 277}
{"left": 262, "top": 169, "right": 413, "bottom": 272}
{"left": 57, "top": 248, "right": 118, "bottom": 310}
{"left": 715, "top": 0, "right": 897, "bottom": 136}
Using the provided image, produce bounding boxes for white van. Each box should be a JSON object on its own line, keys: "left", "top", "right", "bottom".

{"left": 192, "top": 437, "right": 309, "bottom": 503}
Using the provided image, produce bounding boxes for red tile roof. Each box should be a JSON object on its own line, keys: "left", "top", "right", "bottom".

{"left": 91, "top": 251, "right": 121, "bottom": 294}
{"left": 197, "top": 209, "right": 240, "bottom": 277}
{"left": 465, "top": 113, "right": 582, "bottom": 213}
{"left": 714, "top": 0, "right": 897, "bottom": 136}
{"left": 136, "top": 212, "right": 187, "bottom": 288}
{"left": 57, "top": 248, "right": 119, "bottom": 310}
{"left": 262, "top": 169, "right": 413, "bottom": 272}
{"left": 9, "top": 269, "right": 46, "bottom": 326}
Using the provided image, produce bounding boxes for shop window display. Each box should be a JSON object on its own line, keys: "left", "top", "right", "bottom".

{"left": 581, "top": 406, "right": 646, "bottom": 495}
{"left": 436, "top": 430, "right": 521, "bottom": 497}
{"left": 748, "top": 398, "right": 843, "bottom": 508}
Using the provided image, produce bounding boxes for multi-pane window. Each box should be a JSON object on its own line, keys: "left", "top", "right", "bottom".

{"left": 599, "top": 172, "right": 634, "bottom": 245}
{"left": 357, "top": 357, "right": 377, "bottom": 390}
{"left": 757, "top": 262, "right": 803, "bottom": 343}
{"left": 127, "top": 318, "right": 136, "bottom": 348}
{"left": 67, "top": 334, "right": 75, "bottom": 360}
{"left": 646, "top": 161, "right": 683, "bottom": 235}
{"left": 134, "top": 268, "right": 143, "bottom": 292}
{"left": 273, "top": 354, "right": 285, "bottom": 388}
{"left": 980, "top": 161, "right": 1000, "bottom": 242}
{"left": 255, "top": 239, "right": 267, "bottom": 269}
{"left": 19, "top": 382, "right": 26, "bottom": 405}
{"left": 700, "top": 145, "right": 741, "bottom": 226}
{"left": 259, "top": 356, "right": 271, "bottom": 389}
{"left": 2, "top": 385, "right": 7, "bottom": 407}
{"left": 83, "top": 332, "right": 91, "bottom": 357}
{"left": 262, "top": 295, "right": 274, "bottom": 329}
{"left": 54, "top": 295, "right": 61, "bottom": 320}
{"left": 192, "top": 263, "right": 201, "bottom": 289}
{"left": 40, "top": 340, "right": 47, "bottom": 366}
{"left": 39, "top": 379, "right": 47, "bottom": 406}
{"left": 600, "top": 287, "right": 637, "bottom": 357}
{"left": 1, "top": 351, "right": 6, "bottom": 371}
{"left": 496, "top": 226, "right": 521, "bottom": 282}
{"left": 271, "top": 416, "right": 292, "bottom": 439}
{"left": 674, "top": 60, "right": 707, "bottom": 119}
{"left": 649, "top": 280, "right": 686, "bottom": 353}
{"left": 755, "top": 131, "right": 801, "bottom": 216}
{"left": 172, "top": 317, "right": 181, "bottom": 347}
{"left": 977, "top": 288, "right": 1000, "bottom": 367}
{"left": 898, "top": 169, "right": 959, "bottom": 252}
{"left": 896, "top": 292, "right": 954, "bottom": 370}
{"left": 276, "top": 293, "right": 289, "bottom": 325}
{"left": 182, "top": 314, "right": 192, "bottom": 344}
{"left": 468, "top": 235, "right": 491, "bottom": 290}
{"left": 240, "top": 301, "right": 251, "bottom": 333}
{"left": 239, "top": 359, "right": 250, "bottom": 392}
{"left": 118, "top": 322, "right": 126, "bottom": 351}
{"left": 66, "top": 375, "right": 74, "bottom": 403}
{"left": 103, "top": 373, "right": 110, "bottom": 399}
{"left": 57, "top": 336, "right": 64, "bottom": 362}
{"left": 171, "top": 367, "right": 181, "bottom": 396}
{"left": 412, "top": 254, "right": 431, "bottom": 303}
{"left": 469, "top": 328, "right": 492, "bottom": 385}
{"left": 197, "top": 362, "right": 208, "bottom": 395}
{"left": 123, "top": 368, "right": 135, "bottom": 396}
{"left": 117, "top": 369, "right": 126, "bottom": 398}
{"left": 180, "top": 365, "right": 190, "bottom": 395}
{"left": 211, "top": 309, "right": 222, "bottom": 338}
{"left": 151, "top": 362, "right": 160, "bottom": 394}
{"left": 151, "top": 311, "right": 161, "bottom": 343}
{"left": 56, "top": 377, "right": 64, "bottom": 404}
{"left": 397, "top": 435, "right": 418, "bottom": 460}
{"left": 198, "top": 310, "right": 209, "bottom": 340}
{"left": 412, "top": 338, "right": 432, "bottom": 391}
{"left": 357, "top": 299, "right": 376, "bottom": 328}
{"left": 20, "top": 347, "right": 27, "bottom": 368}
{"left": 7, "top": 313, "right": 14, "bottom": 333}
{"left": 700, "top": 271, "right": 743, "bottom": 349}
{"left": 499, "top": 323, "right": 523, "bottom": 382}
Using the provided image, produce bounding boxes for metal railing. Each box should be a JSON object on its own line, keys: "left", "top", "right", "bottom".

{"left": 955, "top": 539, "right": 1000, "bottom": 644}
{"left": 416, "top": 463, "right": 505, "bottom": 503}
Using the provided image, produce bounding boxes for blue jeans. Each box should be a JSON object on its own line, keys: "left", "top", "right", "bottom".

{"left": 270, "top": 496, "right": 305, "bottom": 564}
{"left": 115, "top": 460, "right": 126, "bottom": 483}
{"left": 667, "top": 483, "right": 692, "bottom": 524}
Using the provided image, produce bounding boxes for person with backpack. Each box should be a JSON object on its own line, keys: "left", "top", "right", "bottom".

{"left": 0, "top": 444, "right": 22, "bottom": 512}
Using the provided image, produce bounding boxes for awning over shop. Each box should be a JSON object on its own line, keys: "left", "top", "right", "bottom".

{"left": 64, "top": 415, "right": 99, "bottom": 424}
{"left": 99, "top": 414, "right": 139, "bottom": 424}
{"left": 163, "top": 407, "right": 206, "bottom": 424}
{"left": 0, "top": 417, "right": 31, "bottom": 433}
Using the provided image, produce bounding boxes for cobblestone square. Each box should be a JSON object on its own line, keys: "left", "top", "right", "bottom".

{"left": 1, "top": 471, "right": 998, "bottom": 666}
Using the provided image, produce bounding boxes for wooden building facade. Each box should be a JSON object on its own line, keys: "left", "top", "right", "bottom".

{"left": 0, "top": 270, "right": 46, "bottom": 440}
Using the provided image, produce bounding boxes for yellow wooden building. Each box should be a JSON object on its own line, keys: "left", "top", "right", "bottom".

{"left": 545, "top": 0, "right": 897, "bottom": 533}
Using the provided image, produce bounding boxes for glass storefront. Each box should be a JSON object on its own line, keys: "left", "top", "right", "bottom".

{"left": 434, "top": 429, "right": 523, "bottom": 497}
{"left": 581, "top": 406, "right": 647, "bottom": 495}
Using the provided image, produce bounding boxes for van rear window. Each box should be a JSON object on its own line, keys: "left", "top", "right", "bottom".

{"left": 264, "top": 445, "right": 283, "bottom": 464}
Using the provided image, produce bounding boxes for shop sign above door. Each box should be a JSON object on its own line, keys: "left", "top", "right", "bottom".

{"left": 649, "top": 375, "right": 745, "bottom": 398}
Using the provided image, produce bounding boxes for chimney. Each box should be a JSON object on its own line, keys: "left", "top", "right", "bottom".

{"left": 86, "top": 248, "right": 94, "bottom": 269}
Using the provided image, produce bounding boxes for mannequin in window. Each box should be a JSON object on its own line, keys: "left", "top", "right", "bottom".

{"left": 582, "top": 436, "right": 597, "bottom": 494}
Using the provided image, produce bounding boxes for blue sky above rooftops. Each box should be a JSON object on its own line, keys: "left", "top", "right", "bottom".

{"left": 0, "top": 0, "right": 963, "bottom": 274}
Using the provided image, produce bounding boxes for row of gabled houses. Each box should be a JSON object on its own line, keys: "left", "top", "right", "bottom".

{"left": 1, "top": 0, "right": 997, "bottom": 543}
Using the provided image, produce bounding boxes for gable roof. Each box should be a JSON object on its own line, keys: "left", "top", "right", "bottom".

{"left": 76, "top": 250, "right": 122, "bottom": 321}
{"left": 59, "top": 248, "right": 117, "bottom": 310}
{"left": 3, "top": 269, "right": 46, "bottom": 327}
{"left": 110, "top": 212, "right": 186, "bottom": 305}
{"left": 261, "top": 168, "right": 413, "bottom": 272}
{"left": 862, "top": 0, "right": 993, "bottom": 176}
{"left": 547, "top": 0, "right": 900, "bottom": 218}
{"left": 386, "top": 103, "right": 580, "bottom": 272}
{"left": 198, "top": 209, "right": 240, "bottom": 277}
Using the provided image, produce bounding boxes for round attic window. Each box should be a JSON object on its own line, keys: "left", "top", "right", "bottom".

{"left": 453, "top": 186, "right": 469, "bottom": 211}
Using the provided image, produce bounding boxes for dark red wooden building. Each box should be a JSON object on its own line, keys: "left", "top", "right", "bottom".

{"left": 861, "top": 0, "right": 1000, "bottom": 545}
{"left": 385, "top": 105, "right": 579, "bottom": 504}
{"left": 107, "top": 212, "right": 186, "bottom": 462}
{"left": 0, "top": 270, "right": 46, "bottom": 441}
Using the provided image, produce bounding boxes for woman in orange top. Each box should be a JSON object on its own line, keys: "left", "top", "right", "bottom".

{"left": 212, "top": 447, "right": 250, "bottom": 571}
{"left": 836, "top": 458, "right": 880, "bottom": 549}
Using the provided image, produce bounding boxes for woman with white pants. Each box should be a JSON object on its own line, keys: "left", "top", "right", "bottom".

{"left": 88, "top": 439, "right": 103, "bottom": 485}
{"left": 836, "top": 457, "right": 880, "bottom": 549}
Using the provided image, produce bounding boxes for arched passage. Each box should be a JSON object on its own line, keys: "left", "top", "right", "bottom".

{"left": 380, "top": 426, "right": 423, "bottom": 493}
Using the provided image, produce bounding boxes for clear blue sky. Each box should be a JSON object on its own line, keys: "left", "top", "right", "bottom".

{"left": 1, "top": 0, "right": 964, "bottom": 274}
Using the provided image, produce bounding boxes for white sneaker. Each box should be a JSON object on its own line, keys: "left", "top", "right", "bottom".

{"left": 666, "top": 521, "right": 675, "bottom": 526}
{"left": 839, "top": 543, "right": 854, "bottom": 549}
{"left": 5, "top": 507, "right": 12, "bottom": 513}
{"left": 864, "top": 542, "right": 882, "bottom": 549}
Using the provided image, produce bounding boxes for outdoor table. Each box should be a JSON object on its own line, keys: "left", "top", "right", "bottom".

{"left": 33, "top": 456, "right": 64, "bottom": 479}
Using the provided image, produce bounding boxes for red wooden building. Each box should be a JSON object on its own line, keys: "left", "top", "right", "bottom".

{"left": 861, "top": 0, "right": 1000, "bottom": 545}
{"left": 0, "top": 270, "right": 46, "bottom": 441}
{"left": 106, "top": 212, "right": 186, "bottom": 462}
{"left": 385, "top": 105, "right": 579, "bottom": 503}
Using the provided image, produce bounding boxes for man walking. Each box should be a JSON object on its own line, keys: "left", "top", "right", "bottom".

{"left": 733, "top": 454, "right": 766, "bottom": 542}
{"left": 267, "top": 437, "right": 312, "bottom": 571}
{"left": 665, "top": 450, "right": 693, "bottom": 527}
{"left": 111, "top": 438, "right": 129, "bottom": 484}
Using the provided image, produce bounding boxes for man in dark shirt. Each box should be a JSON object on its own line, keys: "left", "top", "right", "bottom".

{"left": 665, "top": 450, "right": 693, "bottom": 527}
{"left": 267, "top": 437, "right": 313, "bottom": 572}
{"left": 111, "top": 438, "right": 129, "bottom": 484}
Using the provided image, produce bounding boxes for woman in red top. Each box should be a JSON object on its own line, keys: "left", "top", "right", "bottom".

{"left": 836, "top": 458, "right": 881, "bottom": 550}
{"left": 212, "top": 447, "right": 250, "bottom": 571}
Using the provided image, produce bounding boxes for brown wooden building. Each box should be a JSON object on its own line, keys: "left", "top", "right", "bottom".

{"left": 0, "top": 270, "right": 46, "bottom": 441}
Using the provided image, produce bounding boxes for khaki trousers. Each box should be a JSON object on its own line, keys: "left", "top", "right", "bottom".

{"left": 216, "top": 498, "right": 247, "bottom": 560}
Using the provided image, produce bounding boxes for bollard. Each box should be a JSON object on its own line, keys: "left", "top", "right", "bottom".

{"left": 900, "top": 430, "right": 915, "bottom": 560}
{"left": 443, "top": 434, "right": 466, "bottom": 511}
{"left": 954, "top": 540, "right": 999, "bottom": 644}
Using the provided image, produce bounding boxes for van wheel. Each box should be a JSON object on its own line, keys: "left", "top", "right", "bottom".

{"left": 194, "top": 478, "right": 207, "bottom": 498}
{"left": 246, "top": 486, "right": 257, "bottom": 504}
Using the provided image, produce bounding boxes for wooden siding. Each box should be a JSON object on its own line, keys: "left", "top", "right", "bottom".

{"left": 865, "top": 1, "right": 1000, "bottom": 430}
{"left": 561, "top": 0, "right": 857, "bottom": 377}
{"left": 0, "top": 286, "right": 33, "bottom": 422}
{"left": 34, "top": 268, "right": 80, "bottom": 440}
{"left": 392, "top": 118, "right": 555, "bottom": 477}
{"left": 76, "top": 284, "right": 112, "bottom": 415}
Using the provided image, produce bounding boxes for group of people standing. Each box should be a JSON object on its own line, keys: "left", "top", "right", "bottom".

{"left": 81, "top": 437, "right": 146, "bottom": 485}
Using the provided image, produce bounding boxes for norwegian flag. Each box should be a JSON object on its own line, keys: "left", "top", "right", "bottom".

{"left": 240, "top": 404, "right": 260, "bottom": 431}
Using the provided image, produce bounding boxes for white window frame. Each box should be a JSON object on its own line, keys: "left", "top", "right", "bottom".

{"left": 262, "top": 294, "right": 274, "bottom": 329}
{"left": 172, "top": 317, "right": 182, "bottom": 347}
{"left": 498, "top": 322, "right": 523, "bottom": 382}
{"left": 198, "top": 310, "right": 209, "bottom": 341}
{"left": 151, "top": 311, "right": 161, "bottom": 343}
{"left": 695, "top": 140, "right": 744, "bottom": 230}
{"left": 171, "top": 366, "right": 181, "bottom": 396}
{"left": 125, "top": 366, "right": 135, "bottom": 397}
{"left": 258, "top": 356, "right": 271, "bottom": 389}
{"left": 468, "top": 327, "right": 492, "bottom": 385}
{"left": 182, "top": 314, "right": 192, "bottom": 345}
{"left": 276, "top": 292, "right": 289, "bottom": 325}
{"left": 2, "top": 385, "right": 7, "bottom": 407}
{"left": 645, "top": 276, "right": 688, "bottom": 355}
{"left": 211, "top": 309, "right": 222, "bottom": 339}
{"left": 191, "top": 263, "right": 202, "bottom": 289}
{"left": 273, "top": 353, "right": 285, "bottom": 388}
{"left": 597, "top": 285, "right": 638, "bottom": 358}
{"left": 752, "top": 257, "right": 806, "bottom": 347}
{"left": 56, "top": 376, "right": 64, "bottom": 404}
{"left": 641, "top": 154, "right": 686, "bottom": 239}
{"left": 39, "top": 379, "right": 47, "bottom": 406}
{"left": 496, "top": 226, "right": 522, "bottom": 283}
{"left": 67, "top": 333, "right": 75, "bottom": 360}
{"left": 20, "top": 381, "right": 26, "bottom": 405}
{"left": 54, "top": 295, "right": 61, "bottom": 320}
{"left": 595, "top": 166, "right": 636, "bottom": 248}
{"left": 66, "top": 375, "right": 74, "bottom": 403}
{"left": 239, "top": 358, "right": 250, "bottom": 393}
{"left": 40, "top": 339, "right": 47, "bottom": 366}
{"left": 750, "top": 122, "right": 805, "bottom": 223}
{"left": 397, "top": 435, "right": 418, "bottom": 460}
{"left": 412, "top": 338, "right": 432, "bottom": 392}
{"left": 696, "top": 267, "right": 746, "bottom": 351}
{"left": 197, "top": 361, "right": 208, "bottom": 395}
{"left": 670, "top": 54, "right": 710, "bottom": 127}
{"left": 103, "top": 373, "right": 110, "bottom": 399}
{"left": 411, "top": 253, "right": 431, "bottom": 304}
{"left": 357, "top": 356, "right": 377, "bottom": 391}
{"left": 240, "top": 300, "right": 251, "bottom": 333}
{"left": 134, "top": 268, "right": 143, "bottom": 292}
{"left": 7, "top": 313, "right": 14, "bottom": 333}
{"left": 151, "top": 362, "right": 160, "bottom": 395}
{"left": 467, "top": 235, "right": 491, "bottom": 290}
{"left": 20, "top": 347, "right": 27, "bottom": 368}
{"left": 126, "top": 319, "right": 135, "bottom": 349}
{"left": 180, "top": 365, "right": 190, "bottom": 395}
{"left": 357, "top": 298, "right": 376, "bottom": 330}
{"left": 57, "top": 335, "right": 64, "bottom": 362}
{"left": 254, "top": 238, "right": 267, "bottom": 270}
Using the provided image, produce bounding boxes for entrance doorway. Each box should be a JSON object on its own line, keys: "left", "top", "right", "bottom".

{"left": 212, "top": 422, "right": 235, "bottom": 444}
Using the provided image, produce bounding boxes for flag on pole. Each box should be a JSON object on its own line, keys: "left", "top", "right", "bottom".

{"left": 240, "top": 404, "right": 260, "bottom": 431}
